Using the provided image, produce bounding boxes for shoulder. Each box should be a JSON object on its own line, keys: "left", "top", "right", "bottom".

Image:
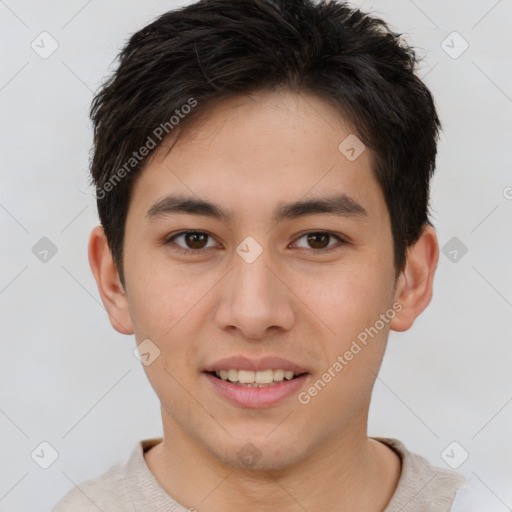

{"left": 379, "top": 437, "right": 468, "bottom": 486}
{"left": 376, "top": 437, "right": 467, "bottom": 512}
{"left": 381, "top": 438, "right": 507, "bottom": 512}
{"left": 51, "top": 438, "right": 162, "bottom": 512}
{"left": 51, "top": 459, "right": 129, "bottom": 512}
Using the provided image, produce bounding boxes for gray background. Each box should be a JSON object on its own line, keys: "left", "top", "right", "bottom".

{"left": 1, "top": 1, "right": 511, "bottom": 510}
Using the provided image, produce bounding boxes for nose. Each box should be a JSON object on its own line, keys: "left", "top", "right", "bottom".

{"left": 214, "top": 249, "right": 295, "bottom": 340}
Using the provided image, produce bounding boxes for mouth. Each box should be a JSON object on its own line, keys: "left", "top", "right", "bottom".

{"left": 205, "top": 368, "right": 308, "bottom": 387}
{"left": 202, "top": 356, "right": 310, "bottom": 407}
{"left": 204, "top": 369, "right": 309, "bottom": 408}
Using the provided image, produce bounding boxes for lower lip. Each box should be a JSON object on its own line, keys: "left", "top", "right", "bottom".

{"left": 204, "top": 372, "right": 309, "bottom": 408}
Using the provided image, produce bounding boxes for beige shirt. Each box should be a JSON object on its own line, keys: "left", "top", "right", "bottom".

{"left": 52, "top": 437, "right": 467, "bottom": 512}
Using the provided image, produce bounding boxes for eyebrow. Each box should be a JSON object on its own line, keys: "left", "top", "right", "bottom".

{"left": 145, "top": 193, "right": 368, "bottom": 223}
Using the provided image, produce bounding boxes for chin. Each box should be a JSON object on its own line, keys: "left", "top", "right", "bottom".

{"left": 214, "top": 434, "right": 307, "bottom": 471}
{"left": 226, "top": 449, "right": 302, "bottom": 471}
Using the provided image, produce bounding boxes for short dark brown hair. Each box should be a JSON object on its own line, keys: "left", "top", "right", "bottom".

{"left": 90, "top": 0, "right": 441, "bottom": 284}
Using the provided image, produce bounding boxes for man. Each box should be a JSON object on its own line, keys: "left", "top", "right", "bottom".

{"left": 53, "top": 0, "right": 492, "bottom": 510}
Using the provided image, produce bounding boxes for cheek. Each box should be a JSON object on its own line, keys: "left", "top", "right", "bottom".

{"left": 125, "top": 255, "right": 207, "bottom": 336}
{"left": 301, "top": 267, "right": 394, "bottom": 401}
{"left": 299, "top": 266, "right": 392, "bottom": 338}
{"left": 126, "top": 263, "right": 212, "bottom": 388}
{"left": 297, "top": 275, "right": 392, "bottom": 422}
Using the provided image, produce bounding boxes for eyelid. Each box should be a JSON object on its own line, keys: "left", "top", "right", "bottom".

{"left": 165, "top": 230, "right": 218, "bottom": 253}
{"left": 164, "top": 230, "right": 348, "bottom": 254}
{"left": 291, "top": 231, "right": 346, "bottom": 251}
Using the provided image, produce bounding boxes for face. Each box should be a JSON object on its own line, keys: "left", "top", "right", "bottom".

{"left": 121, "top": 89, "right": 401, "bottom": 469}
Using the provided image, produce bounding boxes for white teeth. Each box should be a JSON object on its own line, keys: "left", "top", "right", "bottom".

{"left": 255, "top": 369, "right": 274, "bottom": 384}
{"left": 214, "top": 368, "right": 299, "bottom": 385}
{"left": 273, "top": 369, "right": 285, "bottom": 382}
{"left": 238, "top": 370, "right": 255, "bottom": 383}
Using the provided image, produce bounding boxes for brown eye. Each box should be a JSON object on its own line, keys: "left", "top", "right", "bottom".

{"left": 166, "top": 231, "right": 216, "bottom": 253}
{"left": 307, "top": 232, "right": 330, "bottom": 249}
{"left": 184, "top": 232, "right": 209, "bottom": 249}
{"left": 293, "top": 231, "right": 344, "bottom": 252}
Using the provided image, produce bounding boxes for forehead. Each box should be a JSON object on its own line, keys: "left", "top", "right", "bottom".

{"left": 129, "top": 89, "right": 386, "bottom": 223}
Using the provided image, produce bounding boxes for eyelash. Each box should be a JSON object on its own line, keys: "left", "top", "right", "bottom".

{"left": 164, "top": 230, "right": 347, "bottom": 256}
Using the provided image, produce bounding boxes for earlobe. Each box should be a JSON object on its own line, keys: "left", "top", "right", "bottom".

{"left": 88, "top": 225, "right": 134, "bottom": 335}
{"left": 390, "top": 224, "right": 439, "bottom": 332}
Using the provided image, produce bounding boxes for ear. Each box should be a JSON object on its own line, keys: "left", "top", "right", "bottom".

{"left": 390, "top": 224, "right": 439, "bottom": 332}
{"left": 88, "top": 225, "right": 134, "bottom": 335}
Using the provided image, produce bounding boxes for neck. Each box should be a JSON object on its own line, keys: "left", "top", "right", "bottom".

{"left": 144, "top": 410, "right": 401, "bottom": 511}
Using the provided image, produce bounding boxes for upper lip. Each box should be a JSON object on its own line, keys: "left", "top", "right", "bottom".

{"left": 204, "top": 355, "right": 308, "bottom": 374}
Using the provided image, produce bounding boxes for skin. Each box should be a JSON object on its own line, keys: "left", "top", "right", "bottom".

{"left": 89, "top": 89, "right": 439, "bottom": 511}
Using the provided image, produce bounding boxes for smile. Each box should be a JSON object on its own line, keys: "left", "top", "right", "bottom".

{"left": 210, "top": 368, "right": 302, "bottom": 387}
{"left": 204, "top": 370, "right": 309, "bottom": 408}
